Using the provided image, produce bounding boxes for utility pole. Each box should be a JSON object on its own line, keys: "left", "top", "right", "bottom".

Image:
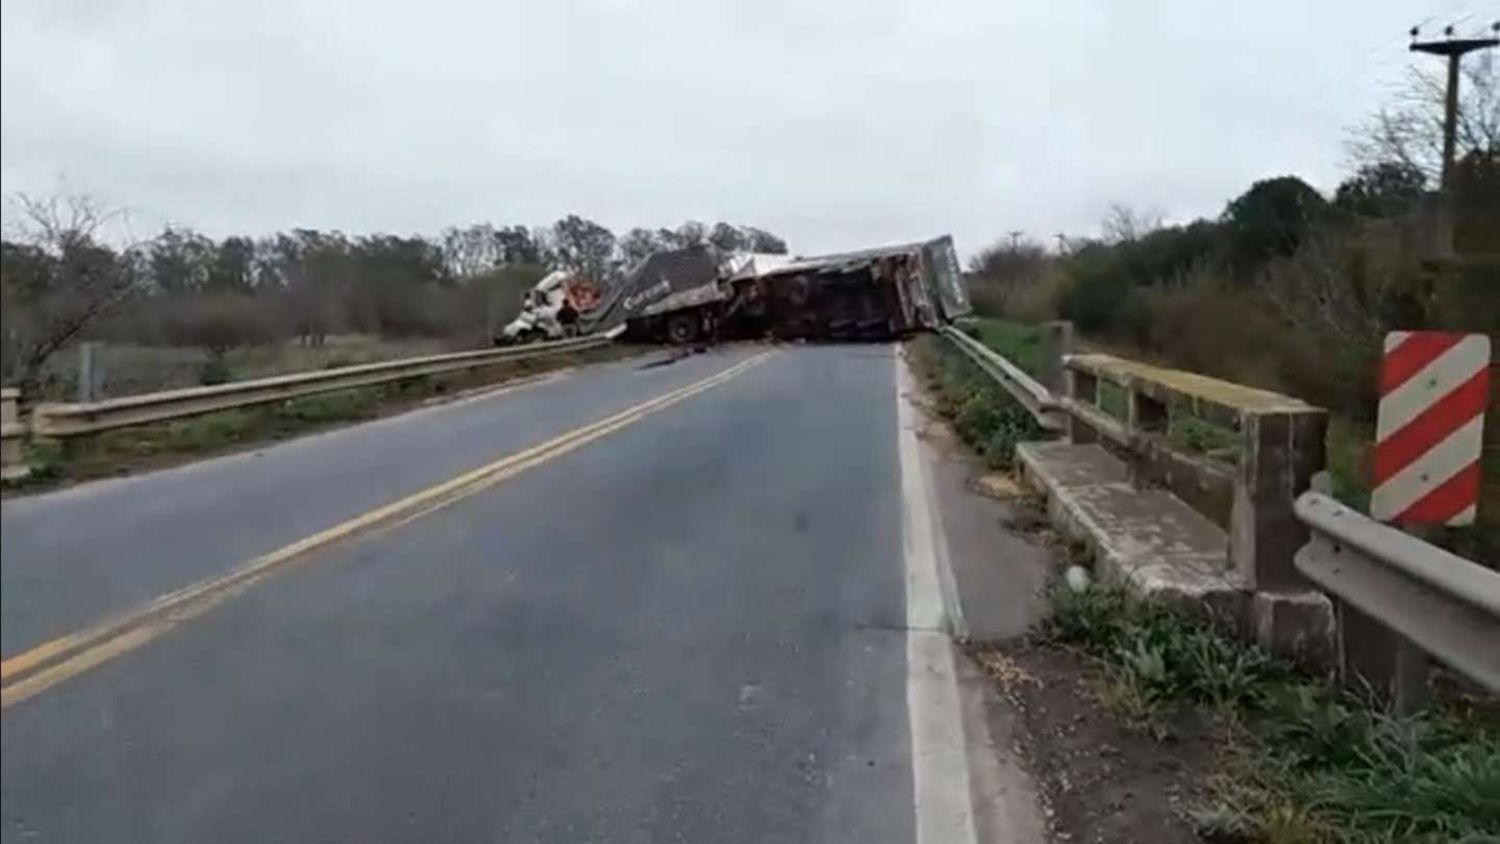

{"left": 1409, "top": 23, "right": 1499, "bottom": 190}
{"left": 1007, "top": 230, "right": 1024, "bottom": 250}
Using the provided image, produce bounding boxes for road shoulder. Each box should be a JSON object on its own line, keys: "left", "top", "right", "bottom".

{"left": 897, "top": 348, "right": 1049, "bottom": 844}
{"left": 902, "top": 339, "right": 1223, "bottom": 842}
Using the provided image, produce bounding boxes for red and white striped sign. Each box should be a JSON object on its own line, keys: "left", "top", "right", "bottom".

{"left": 1371, "top": 331, "right": 1491, "bottom": 526}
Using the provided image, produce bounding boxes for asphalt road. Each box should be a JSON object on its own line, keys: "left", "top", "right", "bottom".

{"left": 1, "top": 344, "right": 1030, "bottom": 843}
{"left": 0, "top": 347, "right": 765, "bottom": 656}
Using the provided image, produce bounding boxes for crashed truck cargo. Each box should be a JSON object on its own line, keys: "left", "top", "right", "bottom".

{"left": 612, "top": 236, "right": 968, "bottom": 344}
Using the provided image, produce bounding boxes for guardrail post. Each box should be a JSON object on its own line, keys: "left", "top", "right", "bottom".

{"left": 1065, "top": 367, "right": 1099, "bottom": 445}
{"left": 1231, "top": 409, "right": 1328, "bottom": 589}
{"left": 1040, "top": 321, "right": 1074, "bottom": 397}
{"left": 1338, "top": 601, "right": 1429, "bottom": 714}
{"left": 1, "top": 387, "right": 31, "bottom": 482}
{"left": 78, "top": 342, "right": 98, "bottom": 403}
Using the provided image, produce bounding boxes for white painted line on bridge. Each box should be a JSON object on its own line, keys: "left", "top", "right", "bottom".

{"left": 896, "top": 349, "right": 980, "bottom": 844}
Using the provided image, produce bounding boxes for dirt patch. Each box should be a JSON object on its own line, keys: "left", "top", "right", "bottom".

{"left": 965, "top": 455, "right": 1219, "bottom": 842}
{"left": 972, "top": 471, "right": 1028, "bottom": 500}
{"left": 973, "top": 640, "right": 1221, "bottom": 844}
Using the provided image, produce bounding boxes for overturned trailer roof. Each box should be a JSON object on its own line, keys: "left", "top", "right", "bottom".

{"left": 732, "top": 241, "right": 925, "bottom": 278}
{"left": 605, "top": 234, "right": 968, "bottom": 342}
{"left": 730, "top": 235, "right": 970, "bottom": 324}
{"left": 580, "top": 245, "right": 721, "bottom": 331}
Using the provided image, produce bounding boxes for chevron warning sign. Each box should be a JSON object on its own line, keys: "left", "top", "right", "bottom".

{"left": 1371, "top": 331, "right": 1491, "bottom": 526}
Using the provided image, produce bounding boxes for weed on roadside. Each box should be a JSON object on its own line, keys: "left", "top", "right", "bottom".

{"left": 909, "top": 335, "right": 1045, "bottom": 469}
{"left": 960, "top": 317, "right": 1045, "bottom": 376}
{"left": 1045, "top": 582, "right": 1500, "bottom": 842}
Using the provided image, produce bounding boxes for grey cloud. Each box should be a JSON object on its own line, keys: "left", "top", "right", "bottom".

{"left": 2, "top": 0, "right": 1420, "bottom": 254}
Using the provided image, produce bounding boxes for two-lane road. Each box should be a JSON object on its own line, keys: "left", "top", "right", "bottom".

{"left": 0, "top": 347, "right": 767, "bottom": 656}
{"left": 2, "top": 345, "right": 1036, "bottom": 843}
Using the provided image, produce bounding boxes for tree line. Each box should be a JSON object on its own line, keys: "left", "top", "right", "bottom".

{"left": 0, "top": 208, "right": 788, "bottom": 390}
{"left": 966, "top": 53, "right": 1499, "bottom": 421}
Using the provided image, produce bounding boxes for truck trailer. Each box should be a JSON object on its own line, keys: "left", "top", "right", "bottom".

{"left": 614, "top": 236, "right": 969, "bottom": 344}
{"left": 493, "top": 235, "right": 969, "bottom": 347}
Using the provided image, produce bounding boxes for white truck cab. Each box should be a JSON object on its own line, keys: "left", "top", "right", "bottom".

{"left": 496, "top": 270, "right": 586, "bottom": 345}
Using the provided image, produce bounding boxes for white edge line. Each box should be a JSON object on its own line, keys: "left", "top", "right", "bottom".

{"left": 896, "top": 347, "right": 980, "bottom": 844}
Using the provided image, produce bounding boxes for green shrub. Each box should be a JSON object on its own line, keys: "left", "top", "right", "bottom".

{"left": 1171, "top": 415, "right": 1240, "bottom": 461}
{"left": 1044, "top": 581, "right": 1131, "bottom": 650}
{"left": 967, "top": 318, "right": 1044, "bottom": 376}
{"left": 910, "top": 335, "right": 1046, "bottom": 469}
{"left": 198, "top": 355, "right": 233, "bottom": 385}
{"left": 1047, "top": 583, "right": 1500, "bottom": 840}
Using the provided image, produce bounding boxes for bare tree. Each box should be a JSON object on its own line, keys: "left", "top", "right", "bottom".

{"left": 1348, "top": 53, "right": 1500, "bottom": 185}
{"left": 1100, "top": 203, "right": 1162, "bottom": 244}
{"left": 619, "top": 228, "right": 665, "bottom": 265}
{"left": 708, "top": 222, "right": 745, "bottom": 253}
{"left": 1256, "top": 225, "right": 1405, "bottom": 411}
{"left": 966, "top": 238, "right": 1051, "bottom": 317}
{"left": 441, "top": 224, "right": 502, "bottom": 279}
{"left": 1, "top": 192, "right": 139, "bottom": 392}
{"left": 672, "top": 221, "right": 707, "bottom": 247}
{"left": 549, "top": 214, "right": 616, "bottom": 281}
{"left": 742, "top": 226, "right": 788, "bottom": 254}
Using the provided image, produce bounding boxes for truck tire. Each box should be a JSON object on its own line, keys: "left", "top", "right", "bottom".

{"left": 666, "top": 312, "right": 699, "bottom": 345}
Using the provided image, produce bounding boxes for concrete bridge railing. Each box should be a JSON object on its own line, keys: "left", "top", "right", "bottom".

{"left": 944, "top": 318, "right": 1496, "bottom": 709}
{"left": 1059, "top": 348, "right": 1328, "bottom": 596}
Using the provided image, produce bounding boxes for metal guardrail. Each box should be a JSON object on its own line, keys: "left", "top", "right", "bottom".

{"left": 21, "top": 330, "right": 620, "bottom": 440}
{"left": 937, "top": 326, "right": 1065, "bottom": 432}
{"left": 1294, "top": 490, "right": 1500, "bottom": 699}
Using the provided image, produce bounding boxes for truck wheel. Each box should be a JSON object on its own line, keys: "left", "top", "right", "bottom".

{"left": 666, "top": 313, "right": 699, "bottom": 345}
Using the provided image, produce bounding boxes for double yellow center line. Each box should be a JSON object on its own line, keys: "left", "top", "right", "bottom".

{"left": 1, "top": 350, "right": 775, "bottom": 710}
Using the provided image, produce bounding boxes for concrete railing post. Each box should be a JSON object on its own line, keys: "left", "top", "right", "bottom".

{"left": 1125, "top": 383, "right": 1169, "bottom": 488}
{"left": 1040, "top": 320, "right": 1074, "bottom": 398}
{"left": 1230, "top": 409, "right": 1328, "bottom": 590}
{"left": 1065, "top": 367, "right": 1099, "bottom": 445}
{"left": 1, "top": 387, "right": 30, "bottom": 482}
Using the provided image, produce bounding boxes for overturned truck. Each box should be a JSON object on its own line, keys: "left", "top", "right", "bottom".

{"left": 596, "top": 236, "right": 969, "bottom": 344}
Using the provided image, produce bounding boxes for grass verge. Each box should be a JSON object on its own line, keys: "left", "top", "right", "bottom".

{"left": 961, "top": 317, "right": 1045, "bottom": 377}
{"left": 909, "top": 334, "right": 1046, "bottom": 469}
{"left": 5, "top": 344, "right": 645, "bottom": 494}
{"left": 1046, "top": 584, "right": 1500, "bottom": 843}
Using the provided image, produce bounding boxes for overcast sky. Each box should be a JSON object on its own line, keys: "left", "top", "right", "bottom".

{"left": 1, "top": 0, "right": 1491, "bottom": 256}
